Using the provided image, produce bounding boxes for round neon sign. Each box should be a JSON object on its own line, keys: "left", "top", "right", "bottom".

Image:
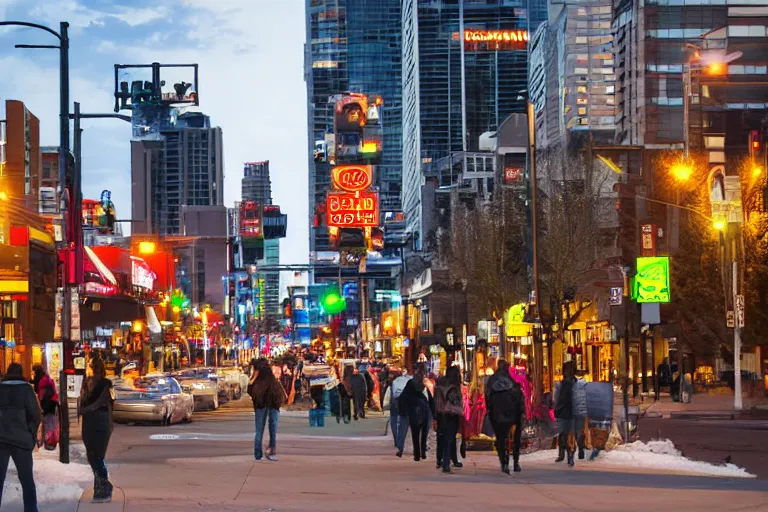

{"left": 331, "top": 165, "right": 373, "bottom": 192}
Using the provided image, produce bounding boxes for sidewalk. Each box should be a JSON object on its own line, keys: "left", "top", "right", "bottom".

{"left": 641, "top": 393, "right": 768, "bottom": 419}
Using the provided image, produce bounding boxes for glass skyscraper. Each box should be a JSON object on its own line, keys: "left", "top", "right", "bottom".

{"left": 305, "top": 0, "right": 403, "bottom": 254}
{"left": 401, "top": 0, "right": 544, "bottom": 244}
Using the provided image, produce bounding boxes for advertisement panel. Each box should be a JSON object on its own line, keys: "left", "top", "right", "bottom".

{"left": 331, "top": 165, "right": 374, "bottom": 192}
{"left": 463, "top": 29, "right": 528, "bottom": 51}
{"left": 634, "top": 257, "right": 670, "bottom": 303}
{"left": 326, "top": 191, "right": 379, "bottom": 227}
{"left": 239, "top": 201, "right": 263, "bottom": 239}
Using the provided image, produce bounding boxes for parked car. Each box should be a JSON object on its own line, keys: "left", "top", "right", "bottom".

{"left": 112, "top": 375, "right": 194, "bottom": 425}
{"left": 173, "top": 369, "right": 220, "bottom": 410}
{"left": 216, "top": 367, "right": 249, "bottom": 399}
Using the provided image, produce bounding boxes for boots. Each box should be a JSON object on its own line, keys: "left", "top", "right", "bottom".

{"left": 91, "top": 476, "right": 101, "bottom": 503}
{"left": 555, "top": 445, "right": 565, "bottom": 463}
{"left": 578, "top": 446, "right": 585, "bottom": 460}
{"left": 567, "top": 451, "right": 575, "bottom": 467}
{"left": 513, "top": 452, "right": 521, "bottom": 473}
{"left": 501, "top": 451, "right": 510, "bottom": 474}
{"left": 92, "top": 477, "right": 113, "bottom": 503}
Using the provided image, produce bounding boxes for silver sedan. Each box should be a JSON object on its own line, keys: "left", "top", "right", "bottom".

{"left": 112, "top": 376, "right": 194, "bottom": 425}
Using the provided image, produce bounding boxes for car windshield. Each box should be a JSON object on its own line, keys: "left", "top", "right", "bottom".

{"left": 116, "top": 377, "right": 173, "bottom": 394}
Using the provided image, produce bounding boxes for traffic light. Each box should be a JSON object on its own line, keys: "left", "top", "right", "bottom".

{"left": 749, "top": 130, "right": 761, "bottom": 161}
{"left": 320, "top": 286, "right": 346, "bottom": 315}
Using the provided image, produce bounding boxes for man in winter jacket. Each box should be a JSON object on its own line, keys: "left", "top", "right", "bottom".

{"left": 554, "top": 361, "right": 577, "bottom": 466}
{"left": 485, "top": 359, "right": 524, "bottom": 474}
{"left": 388, "top": 370, "right": 412, "bottom": 453}
{"left": 0, "top": 363, "right": 41, "bottom": 512}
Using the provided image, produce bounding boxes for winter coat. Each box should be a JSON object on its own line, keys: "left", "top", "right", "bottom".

{"left": 572, "top": 378, "right": 588, "bottom": 418}
{"left": 0, "top": 377, "right": 41, "bottom": 450}
{"left": 350, "top": 373, "right": 368, "bottom": 405}
{"left": 79, "top": 377, "right": 115, "bottom": 458}
{"left": 38, "top": 374, "right": 59, "bottom": 416}
{"left": 398, "top": 379, "right": 431, "bottom": 424}
{"left": 485, "top": 372, "right": 524, "bottom": 426}
{"left": 390, "top": 375, "right": 411, "bottom": 402}
{"left": 363, "top": 370, "right": 374, "bottom": 396}
{"left": 251, "top": 378, "right": 287, "bottom": 410}
{"left": 337, "top": 382, "right": 352, "bottom": 417}
{"left": 435, "top": 378, "right": 464, "bottom": 417}
{"left": 554, "top": 377, "right": 575, "bottom": 420}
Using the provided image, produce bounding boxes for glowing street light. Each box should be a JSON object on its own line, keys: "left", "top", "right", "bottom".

{"left": 753, "top": 166, "right": 763, "bottom": 178}
{"left": 713, "top": 219, "right": 726, "bottom": 231}
{"left": 671, "top": 162, "right": 693, "bottom": 182}
{"left": 138, "top": 241, "right": 156, "bottom": 255}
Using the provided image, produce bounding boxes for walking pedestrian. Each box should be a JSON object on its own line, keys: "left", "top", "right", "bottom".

{"left": 485, "top": 359, "right": 524, "bottom": 474}
{"left": 387, "top": 369, "right": 411, "bottom": 453}
{"left": 33, "top": 366, "right": 59, "bottom": 451}
{"left": 0, "top": 363, "right": 41, "bottom": 512}
{"left": 79, "top": 358, "right": 116, "bottom": 503}
{"left": 398, "top": 368, "right": 431, "bottom": 462}
{"left": 251, "top": 365, "right": 286, "bottom": 461}
{"left": 338, "top": 365, "right": 354, "bottom": 424}
{"left": 554, "top": 361, "right": 577, "bottom": 467}
{"left": 435, "top": 366, "right": 464, "bottom": 473}
{"left": 351, "top": 366, "right": 368, "bottom": 420}
{"left": 573, "top": 371, "right": 589, "bottom": 460}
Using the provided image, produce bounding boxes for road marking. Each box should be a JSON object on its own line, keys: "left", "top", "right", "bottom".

{"left": 149, "top": 434, "right": 180, "bottom": 440}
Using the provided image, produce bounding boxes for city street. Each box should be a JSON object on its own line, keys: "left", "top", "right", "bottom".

{"left": 16, "top": 400, "right": 766, "bottom": 511}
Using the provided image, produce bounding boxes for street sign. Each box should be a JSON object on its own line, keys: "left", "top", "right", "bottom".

{"left": 727, "top": 311, "right": 735, "bottom": 328}
{"left": 70, "top": 290, "right": 81, "bottom": 342}
{"left": 609, "top": 287, "right": 623, "bottom": 306}
{"left": 735, "top": 294, "right": 745, "bottom": 328}
{"left": 466, "top": 335, "right": 476, "bottom": 349}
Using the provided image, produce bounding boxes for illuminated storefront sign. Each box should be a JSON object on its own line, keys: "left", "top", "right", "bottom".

{"left": 463, "top": 29, "right": 528, "bottom": 50}
{"left": 326, "top": 191, "right": 379, "bottom": 227}
{"left": 634, "top": 257, "right": 670, "bottom": 303}
{"left": 131, "top": 257, "right": 156, "bottom": 291}
{"left": 504, "top": 166, "right": 523, "bottom": 184}
{"left": 239, "top": 201, "right": 262, "bottom": 238}
{"left": 331, "top": 165, "right": 374, "bottom": 192}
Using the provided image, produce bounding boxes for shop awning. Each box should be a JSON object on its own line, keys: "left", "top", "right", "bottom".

{"left": 145, "top": 305, "right": 162, "bottom": 345}
{"left": 506, "top": 322, "right": 534, "bottom": 337}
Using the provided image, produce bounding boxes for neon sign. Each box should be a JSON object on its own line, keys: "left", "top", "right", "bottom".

{"left": 463, "top": 30, "right": 528, "bottom": 50}
{"left": 331, "top": 165, "right": 374, "bottom": 192}
{"left": 634, "top": 257, "right": 670, "bottom": 303}
{"left": 327, "top": 191, "right": 379, "bottom": 227}
{"left": 131, "top": 257, "right": 156, "bottom": 291}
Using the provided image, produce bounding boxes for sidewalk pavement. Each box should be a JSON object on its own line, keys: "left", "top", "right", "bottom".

{"left": 640, "top": 393, "right": 768, "bottom": 419}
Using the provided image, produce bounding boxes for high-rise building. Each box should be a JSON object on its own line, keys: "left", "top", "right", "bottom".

{"left": 401, "top": 1, "right": 544, "bottom": 245}
{"left": 305, "top": 0, "right": 403, "bottom": 254}
{"left": 242, "top": 161, "right": 273, "bottom": 205}
{"left": 529, "top": 0, "right": 617, "bottom": 152}
{"left": 131, "top": 110, "right": 224, "bottom": 236}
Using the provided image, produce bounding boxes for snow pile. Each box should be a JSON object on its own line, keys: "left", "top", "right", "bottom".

{"left": 521, "top": 439, "right": 755, "bottom": 478}
{"left": 3, "top": 446, "right": 92, "bottom": 507}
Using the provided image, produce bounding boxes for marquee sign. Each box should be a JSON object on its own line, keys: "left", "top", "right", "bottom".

{"left": 463, "top": 29, "right": 528, "bottom": 51}
{"left": 331, "top": 165, "right": 374, "bottom": 192}
{"left": 327, "top": 191, "right": 379, "bottom": 227}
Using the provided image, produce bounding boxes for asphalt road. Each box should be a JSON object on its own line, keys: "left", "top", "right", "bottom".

{"left": 87, "top": 397, "right": 768, "bottom": 511}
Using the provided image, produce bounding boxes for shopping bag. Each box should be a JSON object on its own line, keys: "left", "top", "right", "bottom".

{"left": 43, "top": 413, "right": 59, "bottom": 451}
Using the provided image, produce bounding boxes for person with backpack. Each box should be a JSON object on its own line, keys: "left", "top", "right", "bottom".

{"left": 386, "top": 369, "right": 411, "bottom": 453}
{"left": 79, "top": 357, "right": 116, "bottom": 503}
{"left": 434, "top": 366, "right": 464, "bottom": 473}
{"left": 485, "top": 359, "right": 524, "bottom": 474}
{"left": 0, "top": 363, "right": 41, "bottom": 512}
{"left": 397, "top": 368, "right": 432, "bottom": 461}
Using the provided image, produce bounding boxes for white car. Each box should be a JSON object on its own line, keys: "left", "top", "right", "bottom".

{"left": 216, "top": 367, "right": 249, "bottom": 399}
{"left": 173, "top": 369, "right": 219, "bottom": 410}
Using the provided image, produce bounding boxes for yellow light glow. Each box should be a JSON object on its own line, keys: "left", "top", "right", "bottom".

{"left": 138, "top": 241, "right": 156, "bottom": 255}
{"left": 671, "top": 162, "right": 693, "bottom": 182}
{"left": 0, "top": 191, "right": 7, "bottom": 201}
{"left": 361, "top": 141, "right": 379, "bottom": 153}
{"left": 713, "top": 219, "right": 726, "bottom": 231}
{"left": 384, "top": 317, "right": 393, "bottom": 330}
{"left": 708, "top": 62, "right": 725, "bottom": 75}
{"left": 132, "top": 320, "right": 143, "bottom": 333}
{"left": 172, "top": 306, "right": 180, "bottom": 313}
{"left": 753, "top": 166, "right": 763, "bottom": 178}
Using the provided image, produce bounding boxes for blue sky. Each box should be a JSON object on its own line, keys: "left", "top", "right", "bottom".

{"left": 0, "top": 0, "right": 308, "bottom": 265}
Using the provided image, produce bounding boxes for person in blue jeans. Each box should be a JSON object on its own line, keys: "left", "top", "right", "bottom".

{"left": 251, "top": 364, "right": 286, "bottom": 461}
{"left": 0, "top": 363, "right": 41, "bottom": 512}
{"left": 554, "top": 361, "right": 577, "bottom": 467}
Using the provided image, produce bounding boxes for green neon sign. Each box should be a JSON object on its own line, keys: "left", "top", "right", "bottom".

{"left": 634, "top": 257, "right": 670, "bottom": 303}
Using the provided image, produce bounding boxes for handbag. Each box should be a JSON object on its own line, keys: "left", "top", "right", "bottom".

{"left": 43, "top": 413, "right": 59, "bottom": 451}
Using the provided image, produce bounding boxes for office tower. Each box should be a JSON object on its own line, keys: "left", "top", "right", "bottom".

{"left": 305, "top": 0, "right": 403, "bottom": 254}
{"left": 401, "top": 0, "right": 543, "bottom": 245}
{"left": 131, "top": 111, "right": 224, "bottom": 236}
{"left": 242, "top": 161, "right": 273, "bottom": 205}
{"left": 1, "top": 100, "right": 41, "bottom": 213}
{"left": 529, "top": 0, "right": 617, "bottom": 151}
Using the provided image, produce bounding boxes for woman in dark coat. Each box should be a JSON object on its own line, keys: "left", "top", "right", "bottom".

{"left": 350, "top": 367, "right": 368, "bottom": 420}
{"left": 251, "top": 365, "right": 286, "bottom": 461}
{"left": 485, "top": 359, "right": 524, "bottom": 474}
{"left": 398, "top": 368, "right": 431, "bottom": 462}
{"left": 435, "top": 366, "right": 464, "bottom": 473}
{"left": 337, "top": 365, "right": 354, "bottom": 424}
{"left": 79, "top": 358, "right": 115, "bottom": 503}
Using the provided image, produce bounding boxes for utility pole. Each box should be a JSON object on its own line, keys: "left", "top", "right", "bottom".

{"left": 733, "top": 234, "right": 743, "bottom": 410}
{"left": 527, "top": 100, "right": 543, "bottom": 403}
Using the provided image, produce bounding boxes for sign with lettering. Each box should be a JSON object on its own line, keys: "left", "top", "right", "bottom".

{"left": 331, "top": 165, "right": 374, "bottom": 192}
{"left": 463, "top": 30, "right": 528, "bottom": 51}
{"left": 327, "top": 191, "right": 379, "bottom": 227}
{"left": 634, "top": 257, "right": 670, "bottom": 303}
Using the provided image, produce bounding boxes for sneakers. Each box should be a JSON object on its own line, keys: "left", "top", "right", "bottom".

{"left": 567, "top": 452, "right": 575, "bottom": 467}
{"left": 91, "top": 477, "right": 113, "bottom": 503}
{"left": 453, "top": 461, "right": 464, "bottom": 469}
{"left": 266, "top": 454, "right": 278, "bottom": 461}
{"left": 502, "top": 464, "right": 511, "bottom": 475}
{"left": 396, "top": 450, "right": 403, "bottom": 458}
{"left": 513, "top": 462, "right": 522, "bottom": 473}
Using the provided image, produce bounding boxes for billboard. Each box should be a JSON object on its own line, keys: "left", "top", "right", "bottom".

{"left": 333, "top": 93, "right": 383, "bottom": 164}
{"left": 327, "top": 191, "right": 379, "bottom": 227}
{"left": 239, "top": 201, "right": 262, "bottom": 238}
{"left": 331, "top": 165, "right": 374, "bottom": 192}
{"left": 463, "top": 29, "right": 528, "bottom": 51}
{"left": 634, "top": 257, "right": 670, "bottom": 303}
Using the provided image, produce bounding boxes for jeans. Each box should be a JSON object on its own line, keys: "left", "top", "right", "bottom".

{"left": 557, "top": 417, "right": 576, "bottom": 455}
{"left": 574, "top": 415, "right": 587, "bottom": 453}
{"left": 409, "top": 418, "right": 429, "bottom": 461}
{"left": 390, "top": 402, "right": 400, "bottom": 446}
{"left": 254, "top": 408, "right": 279, "bottom": 459}
{"left": 0, "top": 442, "right": 38, "bottom": 512}
{"left": 395, "top": 414, "right": 409, "bottom": 453}
{"left": 492, "top": 420, "right": 521, "bottom": 467}
{"left": 438, "top": 414, "right": 460, "bottom": 470}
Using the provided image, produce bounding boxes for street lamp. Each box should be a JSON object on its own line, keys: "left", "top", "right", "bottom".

{"left": 671, "top": 161, "right": 694, "bottom": 183}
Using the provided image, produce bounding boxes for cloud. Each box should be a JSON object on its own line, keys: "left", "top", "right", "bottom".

{"left": 28, "top": 1, "right": 169, "bottom": 31}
